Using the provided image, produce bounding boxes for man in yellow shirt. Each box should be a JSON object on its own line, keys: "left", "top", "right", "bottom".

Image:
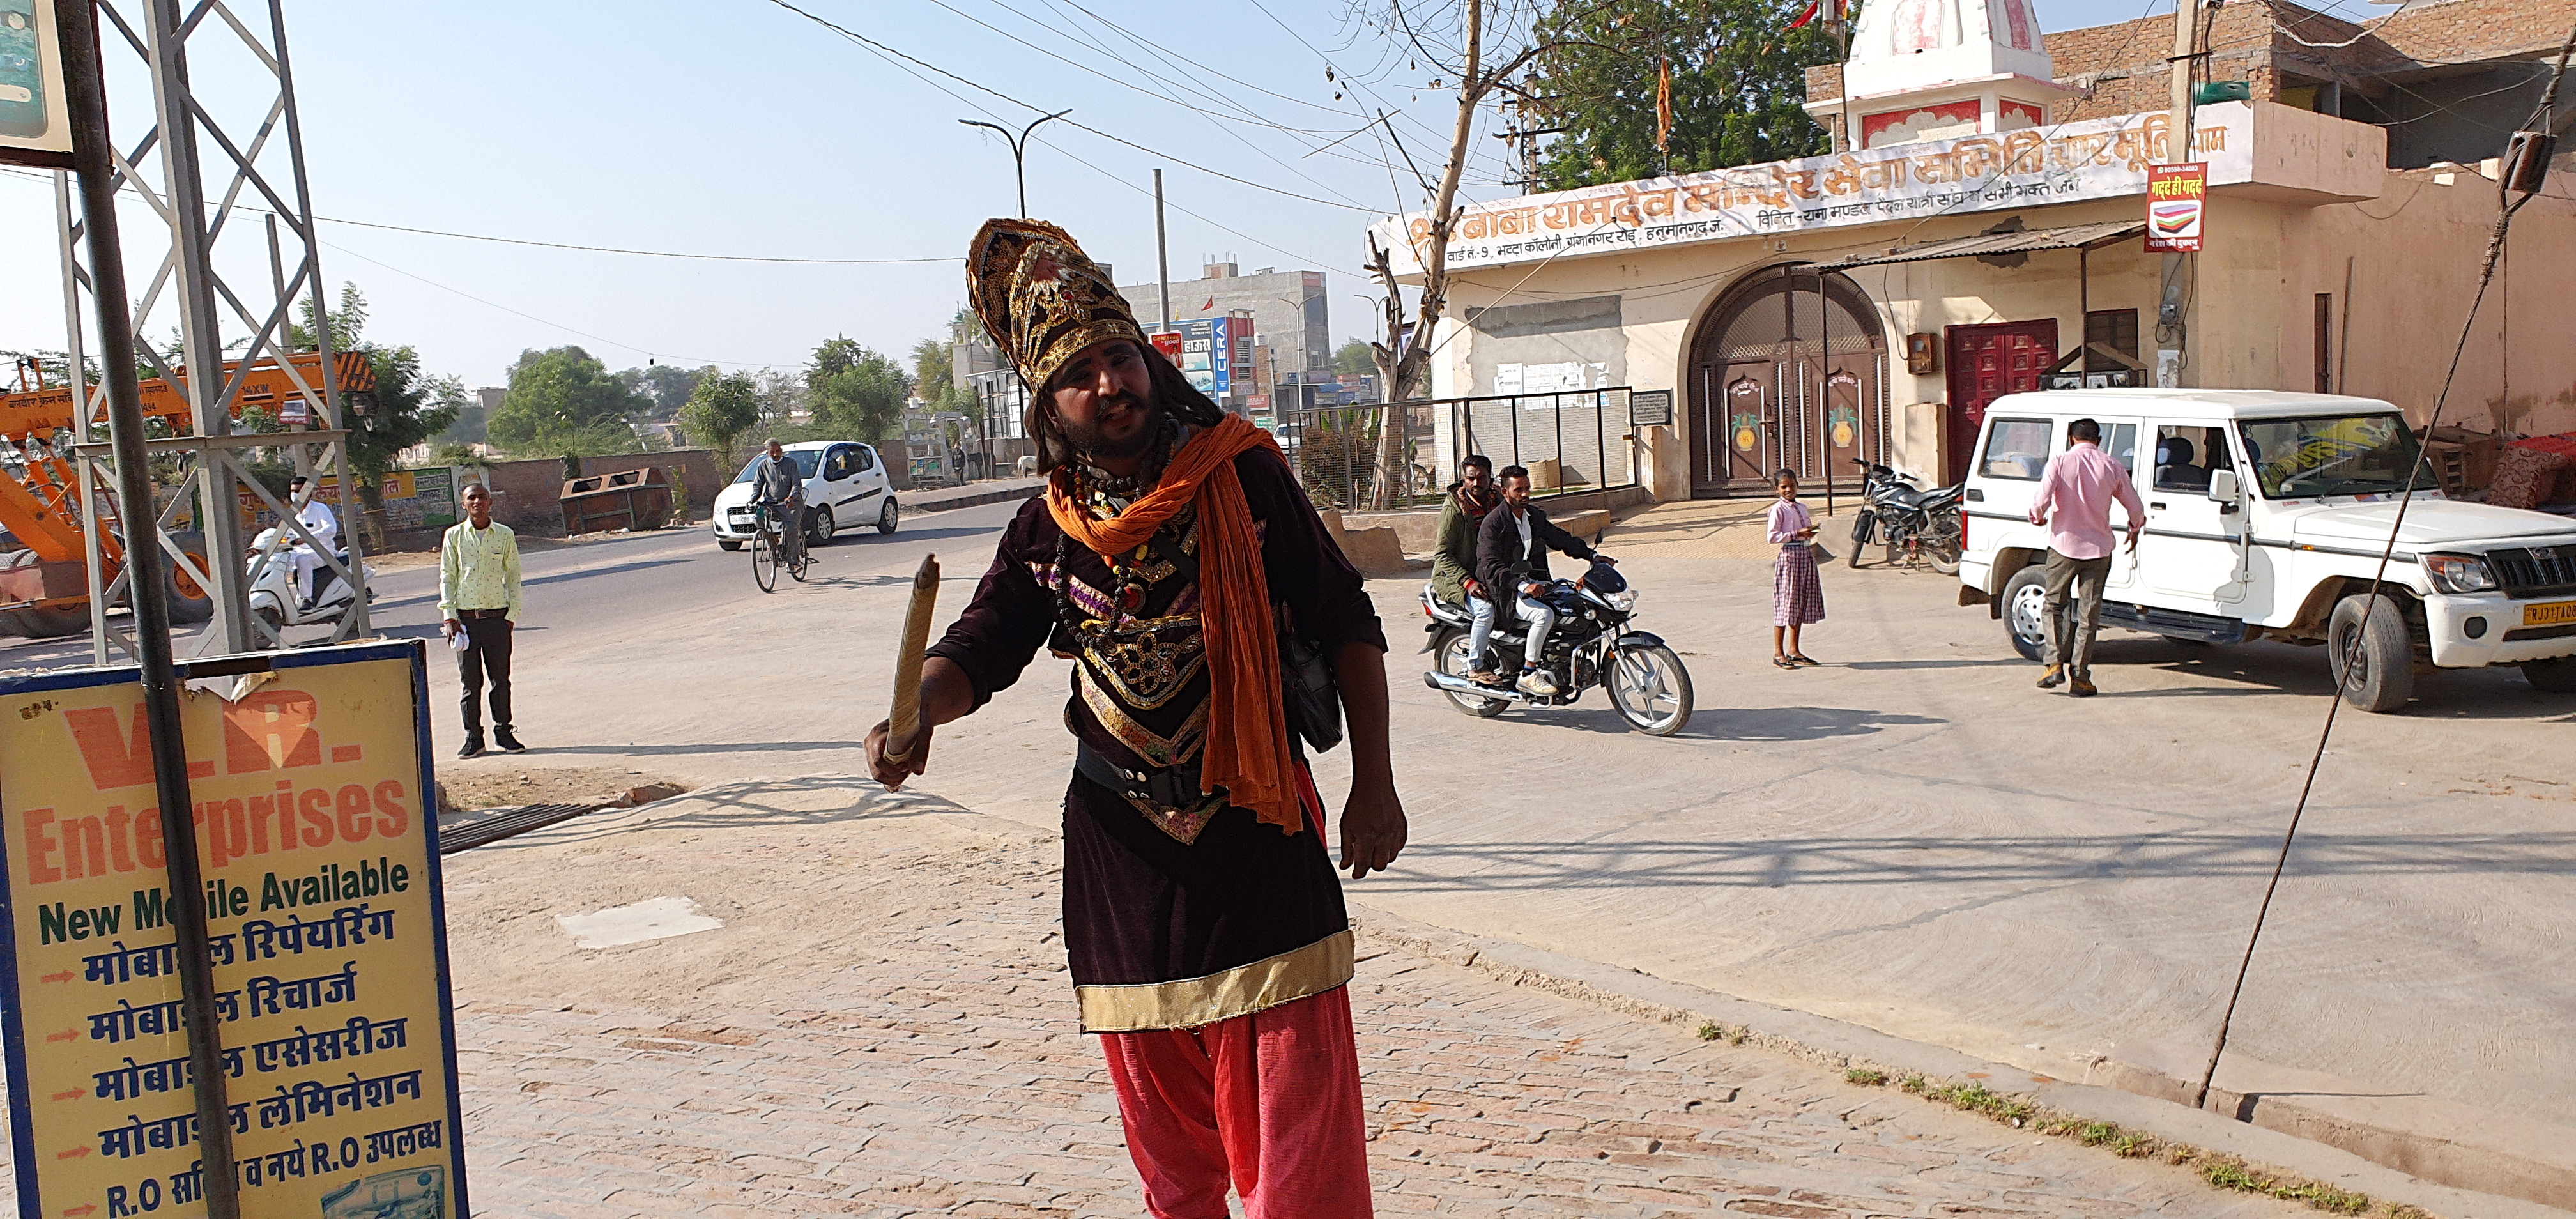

{"left": 438, "top": 483, "right": 525, "bottom": 757}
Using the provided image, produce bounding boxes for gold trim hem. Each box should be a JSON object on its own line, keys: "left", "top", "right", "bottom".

{"left": 1077, "top": 930, "right": 1354, "bottom": 1033}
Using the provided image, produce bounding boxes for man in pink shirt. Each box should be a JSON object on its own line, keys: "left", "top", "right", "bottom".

{"left": 2027, "top": 418, "right": 2145, "bottom": 696}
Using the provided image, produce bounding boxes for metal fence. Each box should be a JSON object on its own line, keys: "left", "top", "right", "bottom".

{"left": 1279, "top": 387, "right": 1641, "bottom": 512}
{"left": 1448, "top": 387, "right": 1637, "bottom": 501}
{"left": 1276, "top": 400, "right": 1445, "bottom": 511}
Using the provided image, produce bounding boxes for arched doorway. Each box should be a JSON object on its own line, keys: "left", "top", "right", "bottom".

{"left": 1685, "top": 266, "right": 1890, "bottom": 498}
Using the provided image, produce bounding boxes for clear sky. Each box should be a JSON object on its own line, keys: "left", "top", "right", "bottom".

{"left": 0, "top": 0, "right": 2366, "bottom": 393}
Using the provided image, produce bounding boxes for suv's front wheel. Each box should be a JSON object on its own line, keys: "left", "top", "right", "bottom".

{"left": 2327, "top": 592, "right": 2414, "bottom": 712}
{"left": 2523, "top": 656, "right": 2576, "bottom": 694}
{"left": 2002, "top": 564, "right": 2050, "bottom": 662}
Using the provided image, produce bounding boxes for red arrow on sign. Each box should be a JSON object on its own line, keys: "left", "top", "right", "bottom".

{"left": 44, "top": 1029, "right": 76, "bottom": 1043}
{"left": 39, "top": 970, "right": 73, "bottom": 984}
{"left": 53, "top": 1146, "right": 88, "bottom": 1160}
{"left": 49, "top": 1089, "right": 82, "bottom": 1101}
{"left": 62, "top": 1204, "right": 99, "bottom": 1216}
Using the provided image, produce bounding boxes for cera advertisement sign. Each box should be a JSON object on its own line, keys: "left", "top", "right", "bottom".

{"left": 0, "top": 641, "right": 466, "bottom": 1218}
{"left": 1177, "top": 318, "right": 1234, "bottom": 399}
{"left": 2143, "top": 162, "right": 2206, "bottom": 253}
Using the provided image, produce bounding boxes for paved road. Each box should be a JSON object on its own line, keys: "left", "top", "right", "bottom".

{"left": 424, "top": 779, "right": 2320, "bottom": 1219}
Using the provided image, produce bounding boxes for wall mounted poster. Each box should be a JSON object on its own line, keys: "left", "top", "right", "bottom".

{"left": 0, "top": 640, "right": 466, "bottom": 1218}
{"left": 2144, "top": 162, "right": 2206, "bottom": 253}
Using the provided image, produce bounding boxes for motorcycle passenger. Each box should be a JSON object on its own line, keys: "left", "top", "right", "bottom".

{"left": 1475, "top": 465, "right": 1607, "bottom": 696}
{"left": 1431, "top": 454, "right": 1504, "bottom": 680}
{"left": 751, "top": 438, "right": 808, "bottom": 567}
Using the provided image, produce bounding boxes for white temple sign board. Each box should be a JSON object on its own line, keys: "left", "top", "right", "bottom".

{"left": 1373, "top": 103, "right": 2255, "bottom": 277}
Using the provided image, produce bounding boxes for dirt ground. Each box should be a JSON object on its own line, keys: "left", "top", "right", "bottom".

{"left": 436, "top": 765, "right": 689, "bottom": 815}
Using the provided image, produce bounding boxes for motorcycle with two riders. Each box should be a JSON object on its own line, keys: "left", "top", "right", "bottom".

{"left": 1419, "top": 556, "right": 1694, "bottom": 736}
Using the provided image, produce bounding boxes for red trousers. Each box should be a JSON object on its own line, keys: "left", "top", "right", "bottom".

{"left": 1096, "top": 985, "right": 1374, "bottom": 1218}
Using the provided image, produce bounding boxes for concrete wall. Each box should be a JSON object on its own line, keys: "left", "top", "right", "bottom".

{"left": 2285, "top": 162, "right": 2576, "bottom": 438}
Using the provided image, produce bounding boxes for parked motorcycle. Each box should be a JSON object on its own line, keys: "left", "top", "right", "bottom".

{"left": 1418, "top": 559, "right": 1694, "bottom": 736}
{"left": 247, "top": 526, "right": 374, "bottom": 633}
{"left": 1845, "top": 458, "right": 1965, "bottom": 574}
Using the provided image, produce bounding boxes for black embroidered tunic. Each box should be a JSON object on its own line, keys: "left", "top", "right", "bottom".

{"left": 926, "top": 447, "right": 1385, "bottom": 1031}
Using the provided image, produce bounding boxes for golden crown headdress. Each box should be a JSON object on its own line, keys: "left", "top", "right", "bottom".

{"left": 965, "top": 218, "right": 1148, "bottom": 395}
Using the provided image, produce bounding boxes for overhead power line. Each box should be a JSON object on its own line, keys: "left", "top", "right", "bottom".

{"left": 316, "top": 216, "right": 960, "bottom": 264}
{"left": 762, "top": 0, "right": 1377, "bottom": 213}
{"left": 0, "top": 166, "right": 957, "bottom": 264}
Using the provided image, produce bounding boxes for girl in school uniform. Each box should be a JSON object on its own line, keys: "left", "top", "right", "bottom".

{"left": 1767, "top": 468, "right": 1825, "bottom": 668}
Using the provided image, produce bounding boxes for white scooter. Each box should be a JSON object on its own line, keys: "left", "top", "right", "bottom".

{"left": 246, "top": 526, "right": 374, "bottom": 633}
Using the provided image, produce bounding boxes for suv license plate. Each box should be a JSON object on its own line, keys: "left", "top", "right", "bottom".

{"left": 2525, "top": 600, "right": 2576, "bottom": 627}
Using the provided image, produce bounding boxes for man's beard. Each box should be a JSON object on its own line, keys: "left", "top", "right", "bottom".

{"left": 1061, "top": 390, "right": 1163, "bottom": 463}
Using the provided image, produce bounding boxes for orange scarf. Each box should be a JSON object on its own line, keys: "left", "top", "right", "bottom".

{"left": 1046, "top": 414, "right": 1299, "bottom": 833}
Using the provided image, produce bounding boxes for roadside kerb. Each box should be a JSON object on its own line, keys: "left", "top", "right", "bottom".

{"left": 1351, "top": 901, "right": 2572, "bottom": 1219}
{"left": 902, "top": 477, "right": 1046, "bottom": 515}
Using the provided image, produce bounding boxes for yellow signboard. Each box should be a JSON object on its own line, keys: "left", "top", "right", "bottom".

{"left": 0, "top": 641, "right": 465, "bottom": 1217}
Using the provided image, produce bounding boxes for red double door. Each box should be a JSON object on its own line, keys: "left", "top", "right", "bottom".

{"left": 1944, "top": 321, "right": 2058, "bottom": 484}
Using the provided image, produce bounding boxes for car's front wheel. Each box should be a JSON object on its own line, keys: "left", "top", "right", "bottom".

{"left": 808, "top": 507, "right": 836, "bottom": 547}
{"left": 2002, "top": 564, "right": 2049, "bottom": 662}
{"left": 2326, "top": 592, "right": 2414, "bottom": 712}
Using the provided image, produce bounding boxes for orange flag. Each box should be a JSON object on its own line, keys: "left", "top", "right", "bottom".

{"left": 1655, "top": 56, "right": 1673, "bottom": 153}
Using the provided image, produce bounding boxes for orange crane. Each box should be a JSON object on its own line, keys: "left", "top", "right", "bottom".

{"left": 0, "top": 351, "right": 376, "bottom": 638}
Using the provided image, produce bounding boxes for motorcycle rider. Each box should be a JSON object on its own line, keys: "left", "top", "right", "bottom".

{"left": 1430, "top": 454, "right": 1503, "bottom": 680}
{"left": 1475, "top": 465, "right": 1607, "bottom": 696}
{"left": 285, "top": 473, "right": 340, "bottom": 609}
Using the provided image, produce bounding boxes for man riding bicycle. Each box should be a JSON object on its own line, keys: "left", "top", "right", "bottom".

{"left": 751, "top": 438, "right": 809, "bottom": 567}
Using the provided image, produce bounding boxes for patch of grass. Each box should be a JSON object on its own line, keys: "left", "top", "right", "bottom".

{"left": 2197, "top": 1156, "right": 2377, "bottom": 1213}
{"left": 1897, "top": 1073, "right": 1928, "bottom": 1094}
{"left": 1899, "top": 1098, "right": 2409, "bottom": 1217}
{"left": 1920, "top": 1080, "right": 2037, "bottom": 1126}
{"left": 1843, "top": 1068, "right": 1887, "bottom": 1086}
{"left": 1696, "top": 1022, "right": 1722, "bottom": 1041}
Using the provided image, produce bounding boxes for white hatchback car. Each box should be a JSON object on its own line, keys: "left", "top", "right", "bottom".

{"left": 710, "top": 440, "right": 897, "bottom": 550}
{"left": 1959, "top": 389, "right": 2576, "bottom": 710}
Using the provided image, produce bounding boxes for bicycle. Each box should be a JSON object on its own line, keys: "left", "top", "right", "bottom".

{"left": 750, "top": 502, "right": 811, "bottom": 592}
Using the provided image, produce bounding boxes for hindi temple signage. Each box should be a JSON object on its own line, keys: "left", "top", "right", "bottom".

{"left": 0, "top": 640, "right": 467, "bottom": 1218}
{"left": 1372, "top": 103, "right": 2256, "bottom": 276}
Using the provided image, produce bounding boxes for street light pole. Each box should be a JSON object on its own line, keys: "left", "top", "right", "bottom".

{"left": 960, "top": 109, "right": 1072, "bottom": 218}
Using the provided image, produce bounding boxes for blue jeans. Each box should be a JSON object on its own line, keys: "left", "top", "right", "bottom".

{"left": 1466, "top": 595, "right": 1499, "bottom": 670}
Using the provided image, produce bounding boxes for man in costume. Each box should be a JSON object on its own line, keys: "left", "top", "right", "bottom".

{"left": 866, "top": 218, "right": 1406, "bottom": 1218}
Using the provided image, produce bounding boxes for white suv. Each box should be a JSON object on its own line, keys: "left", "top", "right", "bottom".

{"left": 1959, "top": 390, "right": 2576, "bottom": 710}
{"left": 711, "top": 440, "right": 897, "bottom": 550}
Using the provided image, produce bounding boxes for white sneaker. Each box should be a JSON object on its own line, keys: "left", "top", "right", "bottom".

{"left": 1516, "top": 668, "right": 1559, "bottom": 696}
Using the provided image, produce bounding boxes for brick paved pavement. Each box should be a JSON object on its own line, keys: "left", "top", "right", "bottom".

{"left": 436, "top": 809, "right": 2308, "bottom": 1219}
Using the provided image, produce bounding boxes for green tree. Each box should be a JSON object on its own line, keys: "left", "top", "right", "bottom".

{"left": 487, "top": 345, "right": 647, "bottom": 456}
{"left": 617, "top": 363, "right": 713, "bottom": 417}
{"left": 910, "top": 337, "right": 953, "bottom": 394}
{"left": 1526, "top": 0, "right": 1836, "bottom": 190}
{"left": 1331, "top": 339, "right": 1378, "bottom": 376}
{"left": 805, "top": 337, "right": 912, "bottom": 442}
{"left": 285, "top": 284, "right": 467, "bottom": 516}
{"left": 680, "top": 370, "right": 762, "bottom": 469}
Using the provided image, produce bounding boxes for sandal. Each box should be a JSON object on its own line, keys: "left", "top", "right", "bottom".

{"left": 1772, "top": 656, "right": 1798, "bottom": 670}
{"left": 1791, "top": 654, "right": 1820, "bottom": 666}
